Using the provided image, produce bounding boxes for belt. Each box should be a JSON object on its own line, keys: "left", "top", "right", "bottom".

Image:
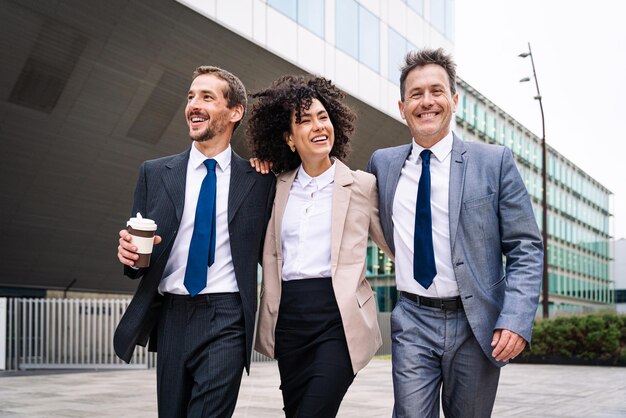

{"left": 163, "top": 292, "right": 239, "bottom": 304}
{"left": 400, "top": 291, "right": 463, "bottom": 311}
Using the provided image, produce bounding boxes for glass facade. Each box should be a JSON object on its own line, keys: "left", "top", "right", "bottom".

{"left": 401, "top": 0, "right": 454, "bottom": 40}
{"left": 453, "top": 78, "right": 613, "bottom": 316}
{"left": 405, "top": 0, "right": 424, "bottom": 16}
{"left": 358, "top": 5, "right": 380, "bottom": 72}
{"left": 298, "top": 0, "right": 325, "bottom": 38}
{"left": 335, "top": 0, "right": 359, "bottom": 58}
{"left": 268, "top": 0, "right": 324, "bottom": 38}
{"left": 268, "top": 1, "right": 454, "bottom": 86}
{"left": 366, "top": 241, "right": 396, "bottom": 312}
{"left": 387, "top": 28, "right": 417, "bottom": 86}
{"left": 335, "top": 0, "right": 380, "bottom": 72}
{"left": 267, "top": 0, "right": 296, "bottom": 20}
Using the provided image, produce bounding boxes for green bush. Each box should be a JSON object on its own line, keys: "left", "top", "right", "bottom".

{"left": 519, "top": 313, "right": 626, "bottom": 365}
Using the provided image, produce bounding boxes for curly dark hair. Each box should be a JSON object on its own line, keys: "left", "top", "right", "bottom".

{"left": 246, "top": 75, "right": 355, "bottom": 174}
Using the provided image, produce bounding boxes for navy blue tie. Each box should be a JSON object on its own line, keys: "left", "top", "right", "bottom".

{"left": 413, "top": 150, "right": 437, "bottom": 289}
{"left": 184, "top": 159, "right": 217, "bottom": 296}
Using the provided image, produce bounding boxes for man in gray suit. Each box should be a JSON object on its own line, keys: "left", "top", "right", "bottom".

{"left": 367, "top": 48, "right": 543, "bottom": 417}
{"left": 115, "top": 66, "right": 275, "bottom": 417}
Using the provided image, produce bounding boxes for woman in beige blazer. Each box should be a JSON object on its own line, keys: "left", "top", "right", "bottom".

{"left": 247, "top": 75, "right": 391, "bottom": 418}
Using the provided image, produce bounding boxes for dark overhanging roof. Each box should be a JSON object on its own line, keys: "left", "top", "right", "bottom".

{"left": 0, "top": 0, "right": 409, "bottom": 293}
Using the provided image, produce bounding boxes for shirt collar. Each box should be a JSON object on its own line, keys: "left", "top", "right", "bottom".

{"left": 296, "top": 160, "right": 336, "bottom": 190}
{"left": 190, "top": 143, "right": 232, "bottom": 172}
{"left": 409, "top": 131, "right": 453, "bottom": 164}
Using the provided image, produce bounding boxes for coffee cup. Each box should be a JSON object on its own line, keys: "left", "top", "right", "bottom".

{"left": 126, "top": 212, "right": 157, "bottom": 268}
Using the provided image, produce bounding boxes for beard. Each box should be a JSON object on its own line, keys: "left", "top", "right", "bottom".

{"left": 189, "top": 111, "right": 229, "bottom": 143}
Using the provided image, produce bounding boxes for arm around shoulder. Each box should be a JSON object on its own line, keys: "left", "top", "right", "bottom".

{"left": 365, "top": 173, "right": 393, "bottom": 259}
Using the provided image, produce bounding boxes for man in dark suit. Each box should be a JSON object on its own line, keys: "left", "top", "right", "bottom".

{"left": 368, "top": 49, "right": 543, "bottom": 417}
{"left": 115, "top": 66, "right": 275, "bottom": 417}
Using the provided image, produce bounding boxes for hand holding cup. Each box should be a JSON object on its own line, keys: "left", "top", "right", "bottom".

{"left": 118, "top": 213, "right": 160, "bottom": 268}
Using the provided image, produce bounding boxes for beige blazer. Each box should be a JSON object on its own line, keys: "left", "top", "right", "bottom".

{"left": 255, "top": 160, "right": 392, "bottom": 374}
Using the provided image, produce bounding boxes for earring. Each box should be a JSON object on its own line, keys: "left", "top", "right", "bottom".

{"left": 289, "top": 143, "right": 296, "bottom": 153}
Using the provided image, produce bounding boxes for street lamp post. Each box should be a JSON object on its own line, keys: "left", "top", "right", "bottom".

{"left": 519, "top": 42, "right": 549, "bottom": 319}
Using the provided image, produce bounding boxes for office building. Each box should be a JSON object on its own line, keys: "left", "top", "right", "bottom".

{"left": 0, "top": 0, "right": 612, "bottom": 317}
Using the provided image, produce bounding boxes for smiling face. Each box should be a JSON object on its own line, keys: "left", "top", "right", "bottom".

{"left": 185, "top": 74, "right": 243, "bottom": 146}
{"left": 399, "top": 64, "right": 458, "bottom": 148}
{"left": 286, "top": 98, "right": 334, "bottom": 170}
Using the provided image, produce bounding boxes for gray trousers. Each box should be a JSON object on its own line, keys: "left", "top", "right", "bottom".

{"left": 156, "top": 293, "right": 246, "bottom": 418}
{"left": 391, "top": 294, "right": 500, "bottom": 418}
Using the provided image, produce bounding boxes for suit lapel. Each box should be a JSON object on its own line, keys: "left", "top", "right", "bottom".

{"left": 274, "top": 169, "right": 298, "bottom": 280}
{"left": 162, "top": 149, "right": 190, "bottom": 223}
{"left": 228, "top": 151, "right": 257, "bottom": 223}
{"left": 331, "top": 161, "right": 353, "bottom": 278}
{"left": 448, "top": 134, "right": 468, "bottom": 249}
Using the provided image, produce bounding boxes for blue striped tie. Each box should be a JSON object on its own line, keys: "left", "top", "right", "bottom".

{"left": 413, "top": 150, "right": 437, "bottom": 289}
{"left": 184, "top": 159, "right": 217, "bottom": 296}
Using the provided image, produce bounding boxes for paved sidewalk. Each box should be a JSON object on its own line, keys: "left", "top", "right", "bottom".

{"left": 1, "top": 360, "right": 624, "bottom": 417}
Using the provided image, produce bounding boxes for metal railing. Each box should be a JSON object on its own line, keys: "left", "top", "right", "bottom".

{"left": 1, "top": 298, "right": 391, "bottom": 371}
{"left": 2, "top": 298, "right": 154, "bottom": 371}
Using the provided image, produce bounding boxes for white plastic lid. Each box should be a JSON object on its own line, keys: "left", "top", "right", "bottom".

{"left": 127, "top": 212, "right": 157, "bottom": 231}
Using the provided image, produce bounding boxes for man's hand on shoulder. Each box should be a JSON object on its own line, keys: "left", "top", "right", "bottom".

{"left": 117, "top": 229, "right": 162, "bottom": 267}
{"left": 491, "top": 329, "right": 526, "bottom": 362}
{"left": 249, "top": 158, "right": 273, "bottom": 175}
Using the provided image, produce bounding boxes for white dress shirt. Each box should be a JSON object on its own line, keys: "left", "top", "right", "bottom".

{"left": 281, "top": 162, "right": 336, "bottom": 281}
{"left": 159, "top": 143, "right": 238, "bottom": 295}
{"left": 392, "top": 132, "right": 458, "bottom": 297}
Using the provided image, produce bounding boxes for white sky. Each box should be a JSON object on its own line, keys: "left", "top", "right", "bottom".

{"left": 455, "top": 0, "right": 626, "bottom": 240}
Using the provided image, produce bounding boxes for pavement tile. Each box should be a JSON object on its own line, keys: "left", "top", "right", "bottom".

{"left": 0, "top": 360, "right": 624, "bottom": 417}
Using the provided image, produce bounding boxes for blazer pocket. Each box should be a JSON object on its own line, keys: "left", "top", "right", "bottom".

{"left": 356, "top": 280, "right": 374, "bottom": 308}
{"left": 489, "top": 275, "right": 507, "bottom": 289}
{"left": 463, "top": 193, "right": 494, "bottom": 209}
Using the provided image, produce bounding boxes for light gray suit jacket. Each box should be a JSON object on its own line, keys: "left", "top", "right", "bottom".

{"left": 367, "top": 133, "right": 543, "bottom": 367}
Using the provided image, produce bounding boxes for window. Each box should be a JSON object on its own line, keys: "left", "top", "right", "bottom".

{"left": 269, "top": 0, "right": 324, "bottom": 38}
{"left": 430, "top": 0, "right": 446, "bottom": 35}
{"left": 498, "top": 125, "right": 506, "bottom": 145}
{"left": 486, "top": 112, "right": 496, "bottom": 140}
{"left": 359, "top": 6, "right": 380, "bottom": 72}
{"left": 476, "top": 106, "right": 485, "bottom": 133}
{"left": 336, "top": 0, "right": 359, "bottom": 59}
{"left": 387, "top": 28, "right": 416, "bottom": 85}
{"left": 405, "top": 0, "right": 424, "bottom": 16}
{"left": 268, "top": 0, "right": 296, "bottom": 20}
{"left": 445, "top": 0, "right": 455, "bottom": 40}
{"left": 298, "top": 0, "right": 325, "bottom": 38}
{"left": 430, "top": 0, "right": 455, "bottom": 39}
{"left": 336, "top": 0, "right": 380, "bottom": 72}
{"left": 388, "top": 28, "right": 406, "bottom": 85}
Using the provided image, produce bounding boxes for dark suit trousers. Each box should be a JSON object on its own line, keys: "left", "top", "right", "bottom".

{"left": 275, "top": 278, "right": 355, "bottom": 418}
{"left": 157, "top": 292, "right": 246, "bottom": 418}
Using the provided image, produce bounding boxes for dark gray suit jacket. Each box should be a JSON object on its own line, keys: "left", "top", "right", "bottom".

{"left": 113, "top": 148, "right": 275, "bottom": 371}
{"left": 367, "top": 134, "right": 543, "bottom": 367}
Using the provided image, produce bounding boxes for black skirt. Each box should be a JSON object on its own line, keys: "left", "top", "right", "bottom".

{"left": 275, "top": 277, "right": 355, "bottom": 418}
